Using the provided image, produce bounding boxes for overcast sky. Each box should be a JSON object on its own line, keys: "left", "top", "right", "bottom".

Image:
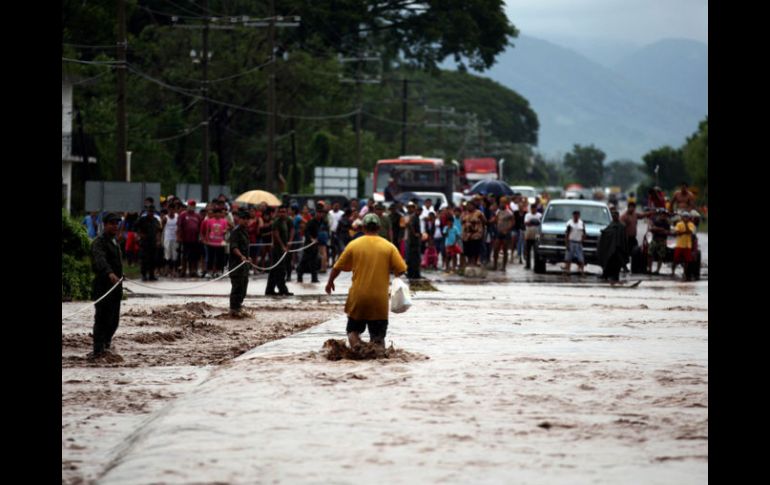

{"left": 505, "top": 0, "right": 708, "bottom": 46}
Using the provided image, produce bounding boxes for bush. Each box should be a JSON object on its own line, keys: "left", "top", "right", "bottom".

{"left": 62, "top": 253, "right": 92, "bottom": 301}
{"left": 62, "top": 210, "right": 93, "bottom": 301}
{"left": 62, "top": 209, "right": 90, "bottom": 257}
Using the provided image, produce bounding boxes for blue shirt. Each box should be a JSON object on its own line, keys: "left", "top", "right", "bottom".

{"left": 83, "top": 215, "right": 101, "bottom": 238}
{"left": 444, "top": 223, "right": 461, "bottom": 246}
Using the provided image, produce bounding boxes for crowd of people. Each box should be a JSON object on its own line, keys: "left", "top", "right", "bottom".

{"left": 81, "top": 181, "right": 704, "bottom": 286}
{"left": 82, "top": 192, "right": 550, "bottom": 286}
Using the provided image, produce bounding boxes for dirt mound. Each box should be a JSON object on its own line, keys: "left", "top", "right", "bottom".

{"left": 62, "top": 334, "right": 92, "bottom": 348}
{"left": 87, "top": 352, "right": 125, "bottom": 364}
{"left": 130, "top": 331, "right": 184, "bottom": 344}
{"left": 321, "top": 339, "right": 429, "bottom": 362}
{"left": 409, "top": 280, "right": 439, "bottom": 292}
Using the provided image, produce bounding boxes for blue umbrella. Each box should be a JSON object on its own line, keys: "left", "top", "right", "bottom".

{"left": 468, "top": 179, "right": 514, "bottom": 197}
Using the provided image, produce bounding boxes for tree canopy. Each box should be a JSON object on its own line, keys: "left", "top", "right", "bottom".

{"left": 563, "top": 144, "right": 605, "bottom": 187}
{"left": 62, "top": 0, "right": 535, "bottom": 203}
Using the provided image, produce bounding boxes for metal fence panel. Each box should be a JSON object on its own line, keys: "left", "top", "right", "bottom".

{"left": 85, "top": 181, "right": 161, "bottom": 212}
{"left": 175, "top": 184, "right": 232, "bottom": 202}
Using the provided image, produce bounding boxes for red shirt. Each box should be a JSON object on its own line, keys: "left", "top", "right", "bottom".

{"left": 177, "top": 210, "right": 202, "bottom": 243}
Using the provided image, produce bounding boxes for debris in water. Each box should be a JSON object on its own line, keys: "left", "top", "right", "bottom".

{"left": 320, "top": 339, "right": 429, "bottom": 362}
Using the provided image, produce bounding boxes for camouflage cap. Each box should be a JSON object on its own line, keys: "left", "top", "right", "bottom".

{"left": 362, "top": 213, "right": 381, "bottom": 226}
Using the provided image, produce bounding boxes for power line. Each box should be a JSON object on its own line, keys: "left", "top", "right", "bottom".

{"left": 73, "top": 71, "right": 112, "bottom": 84}
{"left": 360, "top": 110, "right": 424, "bottom": 127}
{"left": 162, "top": 0, "right": 212, "bottom": 18}
{"left": 126, "top": 64, "right": 359, "bottom": 121}
{"left": 63, "top": 43, "right": 128, "bottom": 50}
{"left": 62, "top": 57, "right": 121, "bottom": 66}
{"left": 137, "top": 4, "right": 208, "bottom": 20}
{"left": 151, "top": 119, "right": 210, "bottom": 142}
{"left": 205, "top": 58, "right": 274, "bottom": 83}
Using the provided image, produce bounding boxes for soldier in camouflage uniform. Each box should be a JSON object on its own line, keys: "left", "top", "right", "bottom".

{"left": 90, "top": 212, "right": 124, "bottom": 359}
{"left": 229, "top": 209, "right": 252, "bottom": 316}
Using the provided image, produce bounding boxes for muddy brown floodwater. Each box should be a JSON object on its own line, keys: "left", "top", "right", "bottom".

{"left": 63, "top": 260, "right": 707, "bottom": 485}
{"left": 62, "top": 294, "right": 342, "bottom": 485}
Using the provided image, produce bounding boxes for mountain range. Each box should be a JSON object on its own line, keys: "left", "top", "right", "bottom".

{"left": 472, "top": 35, "right": 708, "bottom": 162}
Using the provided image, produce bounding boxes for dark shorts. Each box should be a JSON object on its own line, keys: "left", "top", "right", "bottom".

{"left": 649, "top": 240, "right": 667, "bottom": 260}
{"left": 346, "top": 318, "right": 388, "bottom": 342}
{"left": 464, "top": 239, "right": 482, "bottom": 258}
{"left": 496, "top": 232, "right": 512, "bottom": 241}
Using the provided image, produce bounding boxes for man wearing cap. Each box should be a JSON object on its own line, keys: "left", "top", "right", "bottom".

{"left": 89, "top": 213, "right": 124, "bottom": 359}
{"left": 672, "top": 211, "right": 696, "bottom": 280}
{"left": 229, "top": 209, "right": 252, "bottom": 316}
{"left": 598, "top": 209, "right": 628, "bottom": 283}
{"left": 326, "top": 213, "right": 407, "bottom": 349}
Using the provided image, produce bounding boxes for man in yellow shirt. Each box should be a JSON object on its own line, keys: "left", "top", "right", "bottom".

{"left": 326, "top": 213, "right": 408, "bottom": 348}
{"left": 672, "top": 211, "right": 696, "bottom": 280}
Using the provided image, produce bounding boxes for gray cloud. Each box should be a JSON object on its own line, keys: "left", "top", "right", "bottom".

{"left": 506, "top": 0, "right": 707, "bottom": 45}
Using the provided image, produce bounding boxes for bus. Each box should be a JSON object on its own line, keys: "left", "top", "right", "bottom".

{"left": 372, "top": 155, "right": 444, "bottom": 202}
{"left": 459, "top": 158, "right": 498, "bottom": 190}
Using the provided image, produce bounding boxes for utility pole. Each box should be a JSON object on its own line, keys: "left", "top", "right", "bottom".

{"left": 171, "top": 11, "right": 300, "bottom": 196}
{"left": 266, "top": 0, "right": 276, "bottom": 193}
{"left": 424, "top": 106, "right": 456, "bottom": 151}
{"left": 338, "top": 52, "right": 381, "bottom": 196}
{"left": 201, "top": 0, "right": 210, "bottom": 202}
{"left": 116, "top": 0, "right": 127, "bottom": 180}
{"left": 290, "top": 117, "right": 298, "bottom": 193}
{"left": 382, "top": 77, "right": 422, "bottom": 155}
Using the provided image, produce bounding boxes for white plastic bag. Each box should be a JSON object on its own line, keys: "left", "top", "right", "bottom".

{"left": 390, "top": 277, "right": 412, "bottom": 313}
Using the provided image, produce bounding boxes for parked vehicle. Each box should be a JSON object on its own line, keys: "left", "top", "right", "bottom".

{"left": 533, "top": 199, "right": 612, "bottom": 274}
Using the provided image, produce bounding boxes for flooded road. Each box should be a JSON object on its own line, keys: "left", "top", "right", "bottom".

{"left": 65, "top": 236, "right": 707, "bottom": 484}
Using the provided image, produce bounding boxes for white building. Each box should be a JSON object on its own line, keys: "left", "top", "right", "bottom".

{"left": 62, "top": 73, "right": 96, "bottom": 214}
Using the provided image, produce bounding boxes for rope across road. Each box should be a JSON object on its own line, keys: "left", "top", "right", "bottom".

{"left": 61, "top": 241, "right": 318, "bottom": 321}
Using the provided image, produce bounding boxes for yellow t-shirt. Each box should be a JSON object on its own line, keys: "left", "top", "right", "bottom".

{"left": 674, "top": 221, "right": 696, "bottom": 249}
{"left": 333, "top": 235, "right": 408, "bottom": 320}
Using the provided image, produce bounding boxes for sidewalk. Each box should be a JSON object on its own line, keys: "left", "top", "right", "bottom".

{"left": 96, "top": 271, "right": 708, "bottom": 484}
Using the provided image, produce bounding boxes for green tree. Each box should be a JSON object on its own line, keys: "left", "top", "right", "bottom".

{"left": 604, "top": 159, "right": 645, "bottom": 191}
{"left": 286, "top": 0, "right": 516, "bottom": 72}
{"left": 62, "top": 0, "right": 525, "bottom": 199}
{"left": 563, "top": 144, "right": 605, "bottom": 187}
{"left": 683, "top": 117, "right": 708, "bottom": 203}
{"left": 641, "top": 146, "right": 688, "bottom": 191}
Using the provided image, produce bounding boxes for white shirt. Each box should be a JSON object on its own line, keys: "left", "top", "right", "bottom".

{"left": 419, "top": 205, "right": 436, "bottom": 233}
{"left": 524, "top": 212, "right": 542, "bottom": 226}
{"left": 328, "top": 210, "right": 344, "bottom": 232}
{"left": 163, "top": 213, "right": 178, "bottom": 242}
{"left": 566, "top": 219, "right": 585, "bottom": 242}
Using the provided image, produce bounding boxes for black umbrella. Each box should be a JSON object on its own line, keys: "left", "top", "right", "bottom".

{"left": 468, "top": 179, "right": 514, "bottom": 197}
